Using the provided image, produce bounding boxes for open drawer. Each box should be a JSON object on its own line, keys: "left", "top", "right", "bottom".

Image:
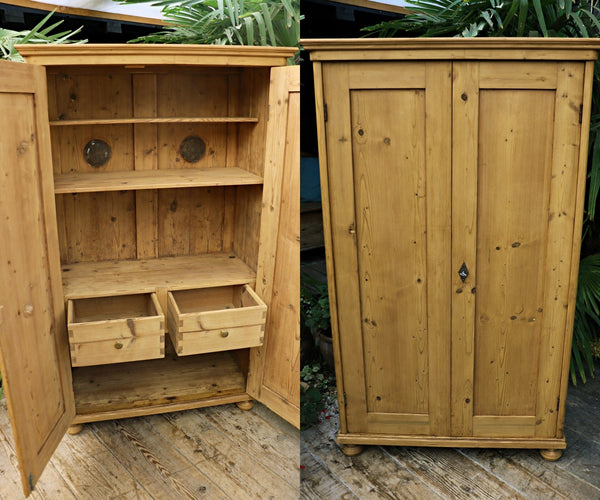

{"left": 67, "top": 293, "right": 165, "bottom": 367}
{"left": 167, "top": 284, "right": 267, "bottom": 356}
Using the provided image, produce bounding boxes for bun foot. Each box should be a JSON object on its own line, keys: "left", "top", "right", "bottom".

{"left": 342, "top": 444, "right": 363, "bottom": 456}
{"left": 540, "top": 449, "right": 562, "bottom": 461}
{"left": 67, "top": 424, "right": 83, "bottom": 435}
{"left": 236, "top": 400, "right": 254, "bottom": 411}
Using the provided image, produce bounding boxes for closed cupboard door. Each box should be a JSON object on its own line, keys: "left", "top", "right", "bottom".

{"left": 0, "top": 60, "right": 75, "bottom": 496}
{"left": 452, "top": 61, "right": 586, "bottom": 439}
{"left": 321, "top": 62, "right": 453, "bottom": 435}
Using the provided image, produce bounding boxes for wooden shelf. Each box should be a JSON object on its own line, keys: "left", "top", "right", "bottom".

{"left": 54, "top": 167, "right": 263, "bottom": 194}
{"left": 62, "top": 254, "right": 257, "bottom": 299}
{"left": 72, "top": 350, "right": 247, "bottom": 417}
{"left": 49, "top": 117, "right": 258, "bottom": 126}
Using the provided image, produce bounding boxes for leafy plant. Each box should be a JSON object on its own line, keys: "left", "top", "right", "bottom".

{"left": 301, "top": 282, "right": 330, "bottom": 334}
{"left": 300, "top": 363, "right": 334, "bottom": 428}
{"left": 365, "top": 0, "right": 600, "bottom": 384}
{"left": 115, "top": 0, "right": 300, "bottom": 48}
{"left": 1, "top": 10, "right": 84, "bottom": 62}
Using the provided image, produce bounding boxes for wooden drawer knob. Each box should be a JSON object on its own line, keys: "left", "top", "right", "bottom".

{"left": 220, "top": 330, "right": 229, "bottom": 338}
{"left": 114, "top": 341, "right": 124, "bottom": 350}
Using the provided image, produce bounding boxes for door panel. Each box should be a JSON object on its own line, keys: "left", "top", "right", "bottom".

{"left": 323, "top": 62, "right": 452, "bottom": 435}
{"left": 248, "top": 65, "right": 300, "bottom": 427}
{"left": 0, "top": 60, "right": 74, "bottom": 496}
{"left": 452, "top": 61, "right": 584, "bottom": 438}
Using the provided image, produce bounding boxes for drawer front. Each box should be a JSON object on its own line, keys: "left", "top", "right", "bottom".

{"left": 174, "top": 324, "right": 264, "bottom": 356}
{"left": 70, "top": 335, "right": 165, "bottom": 367}
{"left": 68, "top": 293, "right": 165, "bottom": 367}
{"left": 167, "top": 285, "right": 267, "bottom": 355}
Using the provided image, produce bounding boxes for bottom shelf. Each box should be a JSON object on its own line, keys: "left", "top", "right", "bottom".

{"left": 72, "top": 349, "right": 248, "bottom": 421}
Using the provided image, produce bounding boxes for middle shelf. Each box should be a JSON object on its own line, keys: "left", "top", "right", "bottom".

{"left": 62, "top": 253, "right": 257, "bottom": 299}
{"left": 54, "top": 167, "right": 264, "bottom": 194}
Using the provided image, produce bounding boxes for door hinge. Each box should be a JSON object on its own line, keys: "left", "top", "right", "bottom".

{"left": 556, "top": 396, "right": 560, "bottom": 412}
{"left": 579, "top": 104, "right": 583, "bottom": 124}
{"left": 324, "top": 103, "right": 328, "bottom": 123}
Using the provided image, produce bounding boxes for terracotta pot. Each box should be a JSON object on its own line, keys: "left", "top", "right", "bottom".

{"left": 317, "top": 330, "right": 334, "bottom": 370}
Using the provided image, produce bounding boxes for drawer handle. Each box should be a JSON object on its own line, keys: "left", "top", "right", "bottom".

{"left": 114, "top": 341, "right": 124, "bottom": 350}
{"left": 220, "top": 330, "right": 229, "bottom": 338}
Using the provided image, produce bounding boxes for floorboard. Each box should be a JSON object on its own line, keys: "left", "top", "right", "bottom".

{"left": 0, "top": 400, "right": 299, "bottom": 500}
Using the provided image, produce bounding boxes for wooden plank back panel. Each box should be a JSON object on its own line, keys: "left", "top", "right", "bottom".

{"left": 0, "top": 61, "right": 75, "bottom": 496}
{"left": 157, "top": 123, "right": 229, "bottom": 169}
{"left": 157, "top": 187, "right": 228, "bottom": 257}
{"left": 474, "top": 89, "right": 555, "bottom": 417}
{"left": 59, "top": 191, "right": 137, "bottom": 263}
{"left": 233, "top": 185, "right": 263, "bottom": 271}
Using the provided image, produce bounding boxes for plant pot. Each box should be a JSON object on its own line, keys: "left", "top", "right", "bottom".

{"left": 317, "top": 330, "right": 334, "bottom": 370}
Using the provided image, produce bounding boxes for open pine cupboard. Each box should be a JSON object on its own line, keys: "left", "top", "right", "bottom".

{"left": 0, "top": 44, "right": 299, "bottom": 496}
{"left": 304, "top": 38, "right": 600, "bottom": 459}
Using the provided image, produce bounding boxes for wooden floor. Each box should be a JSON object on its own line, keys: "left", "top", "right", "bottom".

{"left": 0, "top": 401, "right": 299, "bottom": 499}
{"left": 301, "top": 378, "right": 600, "bottom": 499}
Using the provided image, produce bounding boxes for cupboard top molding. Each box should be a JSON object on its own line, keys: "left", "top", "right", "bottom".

{"left": 15, "top": 44, "right": 297, "bottom": 67}
{"left": 301, "top": 37, "right": 600, "bottom": 61}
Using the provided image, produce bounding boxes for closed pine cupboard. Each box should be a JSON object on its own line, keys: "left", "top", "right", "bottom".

{"left": 0, "top": 44, "right": 299, "bottom": 496}
{"left": 303, "top": 38, "right": 600, "bottom": 459}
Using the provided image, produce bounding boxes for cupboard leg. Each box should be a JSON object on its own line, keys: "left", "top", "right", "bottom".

{"left": 341, "top": 444, "right": 363, "bottom": 457}
{"left": 67, "top": 424, "right": 83, "bottom": 435}
{"left": 540, "top": 449, "right": 562, "bottom": 461}
{"left": 236, "top": 400, "right": 254, "bottom": 411}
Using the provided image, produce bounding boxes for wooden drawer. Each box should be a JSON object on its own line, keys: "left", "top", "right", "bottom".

{"left": 167, "top": 285, "right": 267, "bottom": 355}
{"left": 68, "top": 293, "right": 165, "bottom": 367}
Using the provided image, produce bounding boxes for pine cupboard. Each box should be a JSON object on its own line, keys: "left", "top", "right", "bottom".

{"left": 303, "top": 38, "right": 600, "bottom": 459}
{"left": 0, "top": 44, "right": 299, "bottom": 496}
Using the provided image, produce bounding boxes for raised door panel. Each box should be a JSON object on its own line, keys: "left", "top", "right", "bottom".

{"left": 247, "top": 65, "right": 300, "bottom": 427}
{"left": 321, "top": 62, "right": 452, "bottom": 435}
{"left": 0, "top": 60, "right": 75, "bottom": 495}
{"left": 451, "top": 61, "right": 585, "bottom": 438}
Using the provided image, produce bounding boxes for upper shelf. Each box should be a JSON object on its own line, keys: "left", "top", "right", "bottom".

{"left": 50, "top": 117, "right": 258, "bottom": 126}
{"left": 54, "top": 167, "right": 263, "bottom": 194}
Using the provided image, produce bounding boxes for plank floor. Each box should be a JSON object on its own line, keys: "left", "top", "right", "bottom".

{"left": 0, "top": 402, "right": 299, "bottom": 499}
{"left": 300, "top": 248, "right": 600, "bottom": 500}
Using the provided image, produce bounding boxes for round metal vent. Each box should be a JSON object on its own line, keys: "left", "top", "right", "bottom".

{"left": 83, "top": 139, "right": 111, "bottom": 168}
{"left": 180, "top": 136, "right": 206, "bottom": 163}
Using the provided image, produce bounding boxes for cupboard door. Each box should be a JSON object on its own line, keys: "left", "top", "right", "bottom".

{"left": 451, "top": 61, "right": 586, "bottom": 438}
{"left": 0, "top": 61, "right": 75, "bottom": 495}
{"left": 321, "top": 62, "right": 452, "bottom": 435}
{"left": 247, "top": 65, "right": 300, "bottom": 427}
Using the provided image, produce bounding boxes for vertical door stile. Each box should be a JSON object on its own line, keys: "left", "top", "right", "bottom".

{"left": 425, "top": 61, "right": 453, "bottom": 436}
{"left": 451, "top": 61, "right": 479, "bottom": 437}
{"left": 535, "top": 62, "right": 585, "bottom": 437}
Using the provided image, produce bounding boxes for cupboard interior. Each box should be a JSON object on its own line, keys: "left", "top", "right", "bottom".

{"left": 46, "top": 64, "right": 270, "bottom": 416}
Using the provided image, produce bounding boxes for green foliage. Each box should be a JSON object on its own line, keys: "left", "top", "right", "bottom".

{"left": 300, "top": 363, "right": 333, "bottom": 428}
{"left": 0, "top": 10, "right": 84, "bottom": 62}
{"left": 115, "top": 0, "right": 300, "bottom": 48}
{"left": 301, "top": 282, "right": 330, "bottom": 334}
{"left": 365, "top": 0, "right": 600, "bottom": 384}
{"left": 364, "top": 0, "right": 600, "bottom": 38}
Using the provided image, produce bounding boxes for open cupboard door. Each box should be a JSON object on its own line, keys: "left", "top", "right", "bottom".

{"left": 0, "top": 60, "right": 75, "bottom": 496}
{"left": 247, "top": 65, "right": 300, "bottom": 428}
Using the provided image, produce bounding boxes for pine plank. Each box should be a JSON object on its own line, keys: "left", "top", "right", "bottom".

{"left": 50, "top": 117, "right": 258, "bottom": 126}
{"left": 302, "top": 422, "right": 440, "bottom": 499}
{"left": 90, "top": 418, "right": 229, "bottom": 499}
{"left": 72, "top": 351, "right": 246, "bottom": 416}
{"left": 202, "top": 404, "right": 300, "bottom": 486}
{"left": 300, "top": 443, "right": 358, "bottom": 500}
{"left": 61, "top": 253, "right": 256, "bottom": 299}
{"left": 156, "top": 411, "right": 299, "bottom": 499}
{"left": 385, "top": 447, "right": 526, "bottom": 499}
{"left": 461, "top": 448, "right": 599, "bottom": 499}
{"left": 54, "top": 167, "right": 263, "bottom": 193}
